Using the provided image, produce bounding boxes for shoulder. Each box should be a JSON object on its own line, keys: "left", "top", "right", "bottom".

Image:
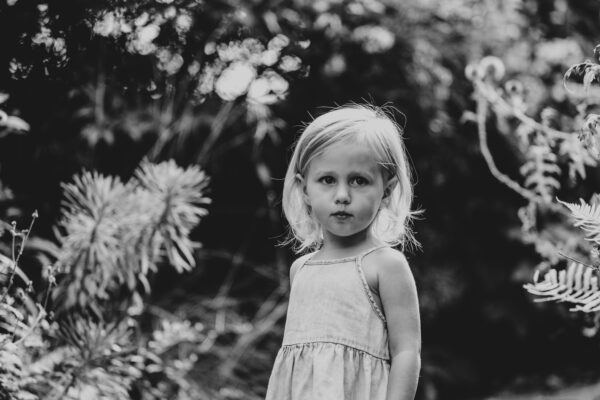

{"left": 369, "top": 247, "right": 411, "bottom": 274}
{"left": 371, "top": 248, "right": 419, "bottom": 320}
{"left": 368, "top": 247, "right": 415, "bottom": 289}
{"left": 289, "top": 252, "right": 314, "bottom": 285}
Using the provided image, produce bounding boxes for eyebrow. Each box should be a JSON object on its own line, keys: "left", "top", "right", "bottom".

{"left": 314, "top": 170, "right": 376, "bottom": 177}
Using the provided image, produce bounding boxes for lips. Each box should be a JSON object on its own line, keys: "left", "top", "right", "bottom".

{"left": 331, "top": 211, "right": 352, "bottom": 217}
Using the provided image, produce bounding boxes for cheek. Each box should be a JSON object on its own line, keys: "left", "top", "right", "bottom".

{"left": 304, "top": 186, "right": 325, "bottom": 208}
{"left": 308, "top": 194, "right": 327, "bottom": 210}
{"left": 361, "top": 192, "right": 385, "bottom": 212}
{"left": 364, "top": 189, "right": 384, "bottom": 202}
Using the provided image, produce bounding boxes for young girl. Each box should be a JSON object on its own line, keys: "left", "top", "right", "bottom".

{"left": 265, "top": 104, "right": 422, "bottom": 400}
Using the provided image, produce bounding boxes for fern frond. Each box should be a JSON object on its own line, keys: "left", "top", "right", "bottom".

{"left": 524, "top": 262, "right": 600, "bottom": 311}
{"left": 520, "top": 144, "right": 561, "bottom": 201}
{"left": 558, "top": 198, "right": 600, "bottom": 244}
{"left": 558, "top": 135, "right": 598, "bottom": 181}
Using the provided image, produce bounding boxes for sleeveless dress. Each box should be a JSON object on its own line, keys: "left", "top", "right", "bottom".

{"left": 265, "top": 245, "right": 390, "bottom": 400}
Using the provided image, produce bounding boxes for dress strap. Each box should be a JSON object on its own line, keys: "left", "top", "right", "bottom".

{"left": 295, "top": 252, "right": 316, "bottom": 272}
{"left": 356, "top": 245, "right": 388, "bottom": 324}
{"left": 358, "top": 244, "right": 389, "bottom": 260}
{"left": 304, "top": 244, "right": 389, "bottom": 265}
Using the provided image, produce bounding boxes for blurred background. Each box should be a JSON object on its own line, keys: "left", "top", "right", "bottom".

{"left": 2, "top": 0, "right": 600, "bottom": 399}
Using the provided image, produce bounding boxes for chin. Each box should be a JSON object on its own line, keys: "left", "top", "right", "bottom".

{"left": 329, "top": 227, "right": 369, "bottom": 238}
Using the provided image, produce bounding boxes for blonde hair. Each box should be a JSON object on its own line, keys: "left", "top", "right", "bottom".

{"left": 282, "top": 103, "right": 422, "bottom": 253}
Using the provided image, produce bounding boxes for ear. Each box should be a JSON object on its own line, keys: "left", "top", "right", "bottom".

{"left": 295, "top": 173, "right": 311, "bottom": 205}
{"left": 383, "top": 176, "right": 398, "bottom": 200}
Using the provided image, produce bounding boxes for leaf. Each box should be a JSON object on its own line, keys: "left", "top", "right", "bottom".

{"left": 524, "top": 262, "right": 600, "bottom": 312}
{"left": 559, "top": 198, "right": 600, "bottom": 244}
{"left": 564, "top": 61, "right": 595, "bottom": 85}
{"left": 558, "top": 135, "right": 598, "bottom": 181}
{"left": 583, "top": 66, "right": 600, "bottom": 92}
{"left": 520, "top": 144, "right": 562, "bottom": 201}
{"left": 3, "top": 116, "right": 30, "bottom": 132}
{"left": 0, "top": 253, "right": 31, "bottom": 286}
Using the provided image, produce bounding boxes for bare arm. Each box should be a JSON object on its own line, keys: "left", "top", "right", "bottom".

{"left": 378, "top": 250, "right": 421, "bottom": 400}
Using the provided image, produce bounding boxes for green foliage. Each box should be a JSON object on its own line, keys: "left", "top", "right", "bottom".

{"left": 1, "top": 0, "right": 308, "bottom": 158}
{"left": 524, "top": 262, "right": 599, "bottom": 314}
{"left": 44, "top": 317, "right": 144, "bottom": 400}
{"left": 559, "top": 198, "right": 600, "bottom": 244}
{"left": 523, "top": 196, "right": 600, "bottom": 322}
{"left": 467, "top": 36, "right": 600, "bottom": 337}
{"left": 0, "top": 154, "right": 212, "bottom": 399}
{"left": 53, "top": 160, "right": 210, "bottom": 313}
{"left": 0, "top": 93, "right": 29, "bottom": 136}
{"left": 520, "top": 145, "right": 561, "bottom": 202}
{"left": 0, "top": 214, "right": 51, "bottom": 400}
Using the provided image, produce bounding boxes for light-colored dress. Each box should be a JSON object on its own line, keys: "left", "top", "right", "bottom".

{"left": 265, "top": 245, "right": 390, "bottom": 400}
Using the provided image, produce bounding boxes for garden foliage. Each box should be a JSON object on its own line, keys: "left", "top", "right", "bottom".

{"left": 0, "top": 162, "right": 208, "bottom": 399}
{"left": 467, "top": 43, "right": 600, "bottom": 334}
{"left": 0, "top": 107, "right": 212, "bottom": 399}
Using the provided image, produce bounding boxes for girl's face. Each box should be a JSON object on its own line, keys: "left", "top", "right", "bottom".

{"left": 301, "top": 141, "right": 394, "bottom": 246}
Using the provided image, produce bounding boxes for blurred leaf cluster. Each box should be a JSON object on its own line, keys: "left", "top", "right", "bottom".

{"left": 469, "top": 42, "right": 600, "bottom": 334}
{"left": 0, "top": 99, "right": 213, "bottom": 398}
{"left": 0, "top": 162, "right": 213, "bottom": 399}
{"left": 52, "top": 160, "right": 210, "bottom": 314}
{"left": 461, "top": 2, "right": 600, "bottom": 396}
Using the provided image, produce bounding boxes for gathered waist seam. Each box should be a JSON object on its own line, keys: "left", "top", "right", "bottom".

{"left": 281, "top": 339, "right": 390, "bottom": 361}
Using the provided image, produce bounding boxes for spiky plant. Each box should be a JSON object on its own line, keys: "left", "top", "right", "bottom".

{"left": 43, "top": 159, "right": 210, "bottom": 397}
{"left": 1, "top": 93, "right": 214, "bottom": 398}
{"left": 0, "top": 159, "right": 211, "bottom": 400}
{"left": 53, "top": 159, "right": 210, "bottom": 313}
{"left": 31, "top": 317, "right": 145, "bottom": 400}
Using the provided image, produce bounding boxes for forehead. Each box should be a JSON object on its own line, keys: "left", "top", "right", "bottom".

{"left": 307, "top": 141, "right": 380, "bottom": 174}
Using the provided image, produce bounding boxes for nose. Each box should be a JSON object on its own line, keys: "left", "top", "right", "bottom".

{"left": 334, "top": 183, "right": 350, "bottom": 204}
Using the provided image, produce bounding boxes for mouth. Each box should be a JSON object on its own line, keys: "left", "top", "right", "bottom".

{"left": 331, "top": 211, "right": 352, "bottom": 218}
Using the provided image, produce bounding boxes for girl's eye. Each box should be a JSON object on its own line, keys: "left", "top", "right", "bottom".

{"left": 351, "top": 177, "right": 368, "bottom": 186}
{"left": 319, "top": 176, "right": 335, "bottom": 184}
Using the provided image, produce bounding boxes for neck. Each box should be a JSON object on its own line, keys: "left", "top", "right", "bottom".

{"left": 319, "top": 230, "right": 382, "bottom": 259}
